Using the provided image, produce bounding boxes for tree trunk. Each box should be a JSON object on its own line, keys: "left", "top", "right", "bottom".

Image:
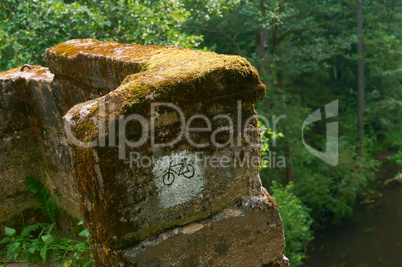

{"left": 357, "top": 0, "right": 365, "bottom": 157}
{"left": 256, "top": 28, "right": 270, "bottom": 82}
{"left": 273, "top": 24, "right": 294, "bottom": 183}
{"left": 256, "top": 0, "right": 271, "bottom": 84}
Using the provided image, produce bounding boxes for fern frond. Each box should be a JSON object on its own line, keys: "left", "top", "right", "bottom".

{"left": 25, "top": 176, "right": 57, "bottom": 222}
{"left": 45, "top": 198, "right": 56, "bottom": 223}
{"left": 21, "top": 223, "right": 47, "bottom": 236}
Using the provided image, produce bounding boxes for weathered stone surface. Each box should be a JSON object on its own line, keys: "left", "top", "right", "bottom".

{"left": 45, "top": 38, "right": 265, "bottom": 111}
{"left": 45, "top": 38, "right": 264, "bottom": 94}
{"left": 0, "top": 66, "right": 53, "bottom": 234}
{"left": 59, "top": 39, "right": 265, "bottom": 250}
{"left": 54, "top": 39, "right": 288, "bottom": 266}
{"left": 118, "top": 195, "right": 285, "bottom": 267}
{"left": 273, "top": 256, "right": 290, "bottom": 267}
{"left": 0, "top": 65, "right": 82, "bottom": 236}
{"left": 0, "top": 39, "right": 288, "bottom": 266}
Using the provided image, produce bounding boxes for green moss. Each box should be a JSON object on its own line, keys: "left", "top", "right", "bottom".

{"left": 55, "top": 39, "right": 264, "bottom": 140}
{"left": 47, "top": 39, "right": 260, "bottom": 101}
{"left": 74, "top": 120, "right": 97, "bottom": 141}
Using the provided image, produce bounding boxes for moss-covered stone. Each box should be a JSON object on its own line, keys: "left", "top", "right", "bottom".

{"left": 1, "top": 39, "right": 287, "bottom": 266}
{"left": 0, "top": 66, "right": 80, "bottom": 239}
{"left": 47, "top": 38, "right": 265, "bottom": 142}
{"left": 56, "top": 39, "right": 281, "bottom": 265}
{"left": 0, "top": 64, "right": 84, "bottom": 239}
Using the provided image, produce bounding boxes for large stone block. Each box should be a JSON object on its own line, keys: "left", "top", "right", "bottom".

{"left": 122, "top": 195, "right": 285, "bottom": 267}
{"left": 0, "top": 66, "right": 54, "bottom": 234}
{"left": 0, "top": 38, "right": 289, "bottom": 266}
{"left": 0, "top": 65, "right": 82, "bottom": 236}
{"left": 56, "top": 39, "right": 287, "bottom": 266}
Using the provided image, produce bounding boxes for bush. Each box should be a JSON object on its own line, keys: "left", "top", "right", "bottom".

{"left": 270, "top": 181, "right": 313, "bottom": 266}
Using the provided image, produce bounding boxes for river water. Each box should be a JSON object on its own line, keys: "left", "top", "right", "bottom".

{"left": 305, "top": 160, "right": 402, "bottom": 267}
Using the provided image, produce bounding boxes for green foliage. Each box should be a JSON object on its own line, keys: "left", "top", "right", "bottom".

{"left": 0, "top": 0, "right": 203, "bottom": 71}
{"left": 289, "top": 140, "right": 379, "bottom": 225}
{"left": 25, "top": 176, "right": 56, "bottom": 223}
{"left": 259, "top": 120, "right": 283, "bottom": 169}
{"left": 270, "top": 182, "right": 313, "bottom": 267}
{"left": 0, "top": 222, "right": 92, "bottom": 267}
{"left": 1, "top": 176, "right": 92, "bottom": 266}
{"left": 388, "top": 150, "right": 402, "bottom": 166}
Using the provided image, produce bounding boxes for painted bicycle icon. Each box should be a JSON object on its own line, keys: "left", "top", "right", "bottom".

{"left": 162, "top": 158, "right": 195, "bottom": 186}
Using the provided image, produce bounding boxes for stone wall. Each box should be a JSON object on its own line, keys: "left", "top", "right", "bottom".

{"left": 0, "top": 39, "right": 289, "bottom": 266}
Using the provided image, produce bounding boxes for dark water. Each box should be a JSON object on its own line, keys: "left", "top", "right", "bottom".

{"left": 305, "top": 187, "right": 402, "bottom": 267}
{"left": 305, "top": 156, "right": 402, "bottom": 267}
{"left": 304, "top": 153, "right": 402, "bottom": 267}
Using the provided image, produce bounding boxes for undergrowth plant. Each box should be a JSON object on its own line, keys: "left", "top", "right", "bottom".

{"left": 259, "top": 120, "right": 284, "bottom": 169}
{"left": 0, "top": 176, "right": 93, "bottom": 267}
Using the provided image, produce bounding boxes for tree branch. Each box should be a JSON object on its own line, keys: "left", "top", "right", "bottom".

{"left": 207, "top": 21, "right": 242, "bottom": 55}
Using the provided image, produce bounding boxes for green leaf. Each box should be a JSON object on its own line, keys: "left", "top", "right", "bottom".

{"left": 0, "top": 237, "right": 10, "bottom": 244}
{"left": 74, "top": 243, "right": 86, "bottom": 250}
{"left": 45, "top": 197, "right": 56, "bottom": 223}
{"left": 25, "top": 176, "right": 57, "bottom": 222}
{"left": 40, "top": 244, "right": 48, "bottom": 260}
{"left": 21, "top": 223, "right": 46, "bottom": 236}
{"left": 25, "top": 176, "right": 44, "bottom": 195}
{"left": 4, "top": 226, "right": 16, "bottom": 236}
{"left": 31, "top": 238, "right": 40, "bottom": 249}
{"left": 12, "top": 250, "right": 19, "bottom": 260}
{"left": 6, "top": 244, "right": 14, "bottom": 259}
{"left": 78, "top": 229, "right": 89, "bottom": 238}
{"left": 13, "top": 241, "right": 21, "bottom": 249}
{"left": 41, "top": 234, "right": 55, "bottom": 245}
{"left": 77, "top": 220, "right": 84, "bottom": 225}
{"left": 21, "top": 251, "right": 30, "bottom": 261}
{"left": 47, "top": 248, "right": 57, "bottom": 261}
{"left": 28, "top": 246, "right": 36, "bottom": 253}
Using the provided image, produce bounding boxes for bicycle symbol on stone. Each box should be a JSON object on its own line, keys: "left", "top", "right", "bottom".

{"left": 162, "top": 158, "right": 195, "bottom": 186}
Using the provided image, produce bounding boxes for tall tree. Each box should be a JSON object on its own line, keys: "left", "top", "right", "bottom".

{"left": 255, "top": 0, "right": 270, "bottom": 81}
{"left": 356, "top": 0, "right": 365, "bottom": 156}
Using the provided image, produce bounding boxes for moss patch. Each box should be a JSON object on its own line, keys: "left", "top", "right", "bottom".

{"left": 46, "top": 39, "right": 262, "bottom": 107}
{"left": 52, "top": 39, "right": 265, "bottom": 141}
